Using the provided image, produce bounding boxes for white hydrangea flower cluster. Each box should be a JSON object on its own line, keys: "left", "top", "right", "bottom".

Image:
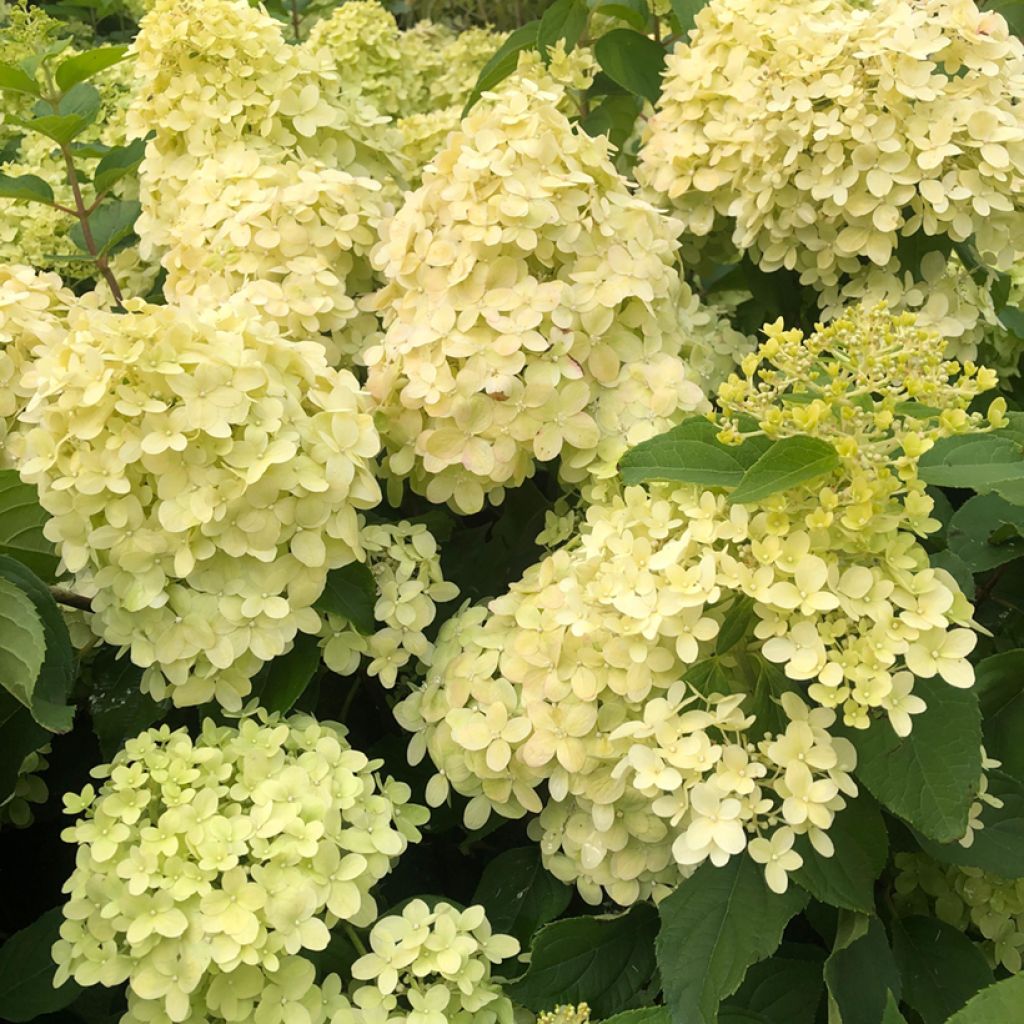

{"left": 638, "top": 0, "right": 1024, "bottom": 318}
{"left": 894, "top": 855, "right": 1024, "bottom": 973}
{"left": 16, "top": 296, "right": 381, "bottom": 708}
{"left": 366, "top": 78, "right": 710, "bottom": 514}
{"left": 321, "top": 521, "right": 459, "bottom": 688}
{"left": 539, "top": 1004, "right": 591, "bottom": 1024}
{"left": 330, "top": 899, "right": 519, "bottom": 1024}
{"left": 128, "top": 0, "right": 404, "bottom": 358}
{"left": 0, "top": 264, "right": 72, "bottom": 463}
{"left": 396, "top": 488, "right": 861, "bottom": 904}
{"left": 395, "top": 305, "right": 1000, "bottom": 903}
{"left": 0, "top": 745, "right": 49, "bottom": 829}
{"left": 53, "top": 714, "right": 428, "bottom": 1023}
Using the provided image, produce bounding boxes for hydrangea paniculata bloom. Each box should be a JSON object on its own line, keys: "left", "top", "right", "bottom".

{"left": 365, "top": 78, "right": 711, "bottom": 514}
{"left": 16, "top": 296, "right": 381, "bottom": 708}
{"left": 53, "top": 713, "right": 427, "bottom": 1022}
{"left": 331, "top": 899, "right": 519, "bottom": 1024}
{"left": 638, "top": 0, "right": 1024, "bottom": 324}
{"left": 321, "top": 520, "right": 459, "bottom": 688}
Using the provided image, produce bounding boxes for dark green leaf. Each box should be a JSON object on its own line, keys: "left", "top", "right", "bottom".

{"left": 463, "top": 21, "right": 541, "bottom": 115}
{"left": 715, "top": 595, "right": 756, "bottom": 655}
{"left": 314, "top": 561, "right": 376, "bottom": 635}
{"left": 593, "top": 29, "right": 666, "bottom": 104}
{"left": 891, "top": 916, "right": 993, "bottom": 1024}
{"left": 657, "top": 856, "right": 806, "bottom": 1024}
{"left": 792, "top": 794, "right": 888, "bottom": 914}
{"left": 588, "top": 0, "right": 650, "bottom": 31}
{"left": 86, "top": 647, "right": 167, "bottom": 759}
{"left": 725, "top": 943, "right": 825, "bottom": 1024}
{"left": 92, "top": 136, "right": 147, "bottom": 196}
{"left": 839, "top": 678, "right": 981, "bottom": 843}
{"left": 915, "top": 769, "right": 1024, "bottom": 878}
{"left": 0, "top": 173, "right": 55, "bottom": 205}
{"left": 997, "top": 303, "right": 1024, "bottom": 339}
{"left": 947, "top": 493, "right": 1024, "bottom": 572}
{"left": 0, "top": 908, "right": 81, "bottom": 1021}
{"left": 728, "top": 436, "right": 839, "bottom": 505}
{"left": 0, "top": 689, "right": 48, "bottom": 804}
{"left": 882, "top": 992, "right": 909, "bottom": 1024}
{"left": 0, "top": 61, "right": 40, "bottom": 96}
{"left": 538, "top": 0, "right": 588, "bottom": 59}
{"left": 580, "top": 93, "right": 642, "bottom": 149}
{"left": 473, "top": 847, "right": 572, "bottom": 946}
{"left": 670, "top": 0, "right": 710, "bottom": 34}
{"left": 250, "top": 633, "right": 321, "bottom": 714}
{"left": 70, "top": 199, "right": 141, "bottom": 255}
{"left": 0, "top": 556, "right": 74, "bottom": 733}
{"left": 977, "top": 650, "right": 1024, "bottom": 779}
{"left": 823, "top": 913, "right": 901, "bottom": 1024}
{"left": 506, "top": 904, "right": 659, "bottom": 1018}
{"left": 0, "top": 470, "right": 59, "bottom": 580}
{"left": 895, "top": 232, "right": 953, "bottom": 282}
{"left": 919, "top": 433, "right": 1024, "bottom": 504}
{"left": 602, "top": 1011, "right": 669, "bottom": 1024}
{"left": 0, "top": 576, "right": 45, "bottom": 709}
{"left": 54, "top": 45, "right": 128, "bottom": 92}
{"left": 946, "top": 975, "right": 1024, "bottom": 1024}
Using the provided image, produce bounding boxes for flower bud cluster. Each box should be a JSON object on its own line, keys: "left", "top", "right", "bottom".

{"left": 16, "top": 296, "right": 381, "bottom": 708}
{"left": 321, "top": 521, "right": 459, "bottom": 688}
{"left": 128, "top": 0, "right": 404, "bottom": 356}
{"left": 638, "top": 0, "right": 1024, "bottom": 319}
{"left": 895, "top": 855, "right": 1024, "bottom": 973}
{"left": 53, "top": 714, "right": 428, "bottom": 1023}
{"left": 365, "top": 78, "right": 711, "bottom": 514}
{"left": 330, "top": 899, "right": 520, "bottom": 1024}
{"left": 539, "top": 1005, "right": 591, "bottom": 1024}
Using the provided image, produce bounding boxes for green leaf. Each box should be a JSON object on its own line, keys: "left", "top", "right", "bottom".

{"left": 54, "top": 45, "right": 128, "bottom": 92}
{"left": 505, "top": 904, "right": 659, "bottom": 1018}
{"left": 882, "top": 992, "right": 909, "bottom": 1024}
{"left": 0, "top": 576, "right": 45, "bottom": 710}
{"left": 473, "top": 847, "right": 572, "bottom": 946}
{"left": 0, "top": 689, "right": 48, "bottom": 804}
{"left": 891, "top": 916, "right": 993, "bottom": 1024}
{"left": 977, "top": 650, "right": 1024, "bottom": 779}
{"left": 725, "top": 944, "right": 825, "bottom": 1024}
{"left": 0, "top": 556, "right": 74, "bottom": 733}
{"left": 946, "top": 975, "right": 1024, "bottom": 1024}
{"left": 0, "top": 172, "right": 55, "bottom": 205}
{"left": 251, "top": 633, "right": 321, "bottom": 714}
{"left": 914, "top": 769, "right": 1024, "bottom": 878}
{"left": 918, "top": 433, "right": 1024, "bottom": 504}
{"left": 947, "top": 493, "right": 1024, "bottom": 572}
{"left": 580, "top": 92, "right": 642, "bottom": 149}
{"left": 792, "top": 794, "right": 888, "bottom": 914}
{"left": 0, "top": 470, "right": 59, "bottom": 580}
{"left": 588, "top": 0, "right": 650, "bottom": 31}
{"left": 462, "top": 20, "right": 541, "bottom": 115}
{"left": 602, "top": 1011, "right": 669, "bottom": 1024}
{"left": 86, "top": 647, "right": 167, "bottom": 759}
{"left": 314, "top": 561, "right": 376, "bottom": 635}
{"left": 657, "top": 856, "right": 807, "bottom": 1024}
{"left": 619, "top": 417, "right": 768, "bottom": 488}
{"left": 0, "top": 61, "right": 40, "bottom": 96}
{"left": 0, "top": 908, "right": 81, "bottom": 1022}
{"left": 838, "top": 678, "right": 981, "bottom": 843}
{"left": 593, "top": 28, "right": 666, "bottom": 104}
{"left": 92, "top": 136, "right": 147, "bottom": 195}
{"left": 823, "top": 913, "right": 901, "bottom": 1024}
{"left": 69, "top": 198, "right": 141, "bottom": 255}
{"left": 670, "top": 0, "right": 709, "bottom": 34}
{"left": 715, "top": 595, "right": 756, "bottom": 655}
{"left": 537, "top": 0, "right": 588, "bottom": 59}
{"left": 728, "top": 436, "right": 840, "bottom": 505}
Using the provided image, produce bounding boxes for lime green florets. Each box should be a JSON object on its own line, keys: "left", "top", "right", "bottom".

{"left": 54, "top": 713, "right": 428, "bottom": 1023}
{"left": 16, "top": 296, "right": 381, "bottom": 708}
{"left": 638, "top": 0, "right": 1024, "bottom": 328}
{"left": 539, "top": 1003, "right": 591, "bottom": 1024}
